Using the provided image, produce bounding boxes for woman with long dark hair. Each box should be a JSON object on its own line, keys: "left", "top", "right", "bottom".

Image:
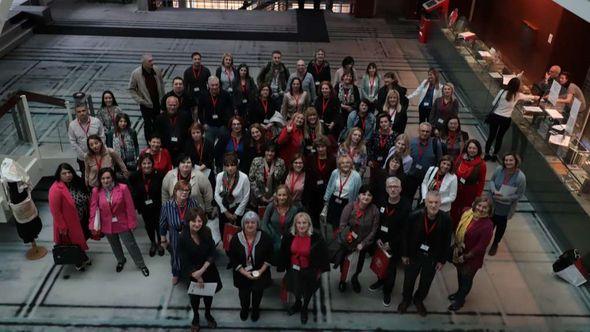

{"left": 248, "top": 143, "right": 287, "bottom": 209}
{"left": 451, "top": 140, "right": 487, "bottom": 226}
{"left": 281, "top": 77, "right": 310, "bottom": 121}
{"left": 314, "top": 81, "right": 342, "bottom": 139}
{"left": 232, "top": 63, "right": 258, "bottom": 122}
{"left": 96, "top": 90, "right": 122, "bottom": 133}
{"left": 84, "top": 134, "right": 128, "bottom": 188}
{"left": 107, "top": 113, "right": 139, "bottom": 172}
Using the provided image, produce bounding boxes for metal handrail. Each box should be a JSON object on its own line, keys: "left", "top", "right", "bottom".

{"left": 0, "top": 90, "right": 67, "bottom": 118}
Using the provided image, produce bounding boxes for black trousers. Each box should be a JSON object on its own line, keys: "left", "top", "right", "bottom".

{"left": 492, "top": 214, "right": 508, "bottom": 245}
{"left": 339, "top": 248, "right": 368, "bottom": 281}
{"left": 382, "top": 254, "right": 401, "bottom": 296}
{"left": 298, "top": 0, "right": 321, "bottom": 9}
{"left": 454, "top": 267, "right": 476, "bottom": 302}
{"left": 402, "top": 174, "right": 423, "bottom": 203}
{"left": 418, "top": 105, "right": 431, "bottom": 123}
{"left": 402, "top": 253, "right": 437, "bottom": 303}
{"left": 485, "top": 113, "right": 512, "bottom": 155}
{"left": 140, "top": 105, "right": 157, "bottom": 143}
{"left": 142, "top": 211, "right": 160, "bottom": 244}
{"left": 238, "top": 288, "right": 264, "bottom": 311}
{"left": 189, "top": 295, "right": 212, "bottom": 325}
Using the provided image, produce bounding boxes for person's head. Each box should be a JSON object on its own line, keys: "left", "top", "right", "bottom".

{"left": 191, "top": 51, "right": 202, "bottom": 67}
{"left": 296, "top": 59, "right": 306, "bottom": 74}
{"left": 558, "top": 71, "right": 571, "bottom": 88}
{"left": 337, "top": 155, "right": 353, "bottom": 173}
{"left": 189, "top": 123, "right": 204, "bottom": 142}
{"left": 165, "top": 95, "right": 179, "bottom": 116}
{"left": 54, "top": 163, "right": 79, "bottom": 185}
{"left": 342, "top": 71, "right": 354, "bottom": 85}
{"left": 208, "top": 76, "right": 220, "bottom": 93}
{"left": 249, "top": 123, "right": 265, "bottom": 142}
{"left": 98, "top": 167, "right": 116, "bottom": 189}
{"left": 290, "top": 77, "right": 302, "bottom": 94}
{"left": 138, "top": 153, "right": 154, "bottom": 174}
{"left": 366, "top": 62, "right": 377, "bottom": 76}
{"left": 395, "top": 133, "right": 410, "bottom": 155}
{"left": 377, "top": 112, "right": 392, "bottom": 131}
{"left": 438, "top": 155, "right": 454, "bottom": 174}
{"left": 424, "top": 190, "right": 442, "bottom": 215}
{"left": 173, "top": 180, "right": 191, "bottom": 202}
{"left": 86, "top": 134, "right": 104, "bottom": 155}
{"left": 172, "top": 76, "right": 184, "bottom": 94}
{"left": 75, "top": 105, "right": 89, "bottom": 122}
{"left": 462, "top": 139, "right": 482, "bottom": 158}
{"left": 148, "top": 135, "right": 162, "bottom": 151}
{"left": 313, "top": 135, "right": 330, "bottom": 154}
{"left": 320, "top": 81, "right": 333, "bottom": 98}
{"left": 427, "top": 68, "right": 439, "bottom": 85}
{"left": 274, "top": 184, "right": 292, "bottom": 207}
{"left": 345, "top": 127, "right": 363, "bottom": 146}
{"left": 383, "top": 72, "right": 398, "bottom": 86}
{"left": 472, "top": 195, "right": 493, "bottom": 218}
{"left": 237, "top": 63, "right": 250, "bottom": 79}
{"left": 291, "top": 153, "right": 305, "bottom": 173}
{"left": 359, "top": 99, "right": 370, "bottom": 115}
{"left": 176, "top": 154, "right": 193, "bottom": 174}
{"left": 223, "top": 152, "right": 239, "bottom": 175}
{"left": 259, "top": 84, "right": 270, "bottom": 98}
{"left": 291, "top": 212, "right": 313, "bottom": 236}
{"left": 314, "top": 49, "right": 325, "bottom": 62}
{"left": 304, "top": 107, "right": 319, "bottom": 125}
{"left": 264, "top": 142, "right": 278, "bottom": 161}
{"left": 386, "top": 153, "right": 403, "bottom": 173}
{"left": 357, "top": 184, "right": 374, "bottom": 205}
{"left": 501, "top": 152, "right": 521, "bottom": 170}
{"left": 292, "top": 112, "right": 305, "bottom": 127}
{"left": 228, "top": 116, "right": 244, "bottom": 134}
{"left": 418, "top": 122, "right": 432, "bottom": 140}
{"left": 384, "top": 89, "right": 400, "bottom": 111}
{"left": 115, "top": 113, "right": 131, "bottom": 132}
{"left": 341, "top": 56, "right": 355, "bottom": 70}
{"left": 186, "top": 207, "right": 211, "bottom": 237}
{"left": 141, "top": 54, "right": 154, "bottom": 69}
{"left": 506, "top": 77, "right": 521, "bottom": 99}
{"left": 445, "top": 115, "right": 461, "bottom": 133}
{"left": 272, "top": 50, "right": 282, "bottom": 65}
{"left": 442, "top": 82, "right": 454, "bottom": 99}
{"left": 221, "top": 53, "right": 234, "bottom": 68}
{"left": 241, "top": 210, "right": 260, "bottom": 234}
{"left": 385, "top": 176, "right": 402, "bottom": 199}
{"left": 549, "top": 65, "right": 561, "bottom": 79}
{"left": 101, "top": 90, "right": 118, "bottom": 108}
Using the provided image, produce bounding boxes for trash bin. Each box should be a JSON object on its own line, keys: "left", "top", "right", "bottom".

{"left": 418, "top": 14, "right": 432, "bottom": 43}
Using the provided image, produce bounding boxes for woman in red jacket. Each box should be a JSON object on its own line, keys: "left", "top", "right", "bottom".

{"left": 450, "top": 139, "right": 486, "bottom": 227}
{"left": 449, "top": 195, "right": 494, "bottom": 311}
{"left": 277, "top": 112, "right": 305, "bottom": 166}
{"left": 49, "top": 163, "right": 91, "bottom": 271}
{"left": 89, "top": 167, "right": 149, "bottom": 276}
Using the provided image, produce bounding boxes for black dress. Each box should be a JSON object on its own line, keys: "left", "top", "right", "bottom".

{"left": 228, "top": 231, "right": 273, "bottom": 290}
{"left": 179, "top": 229, "right": 223, "bottom": 292}
{"left": 7, "top": 182, "right": 42, "bottom": 243}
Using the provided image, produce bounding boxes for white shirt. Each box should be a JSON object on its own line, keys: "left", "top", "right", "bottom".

{"left": 214, "top": 171, "right": 250, "bottom": 216}
{"left": 420, "top": 166, "right": 457, "bottom": 212}
{"left": 492, "top": 90, "right": 535, "bottom": 118}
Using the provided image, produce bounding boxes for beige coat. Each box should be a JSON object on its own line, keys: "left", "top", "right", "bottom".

{"left": 128, "top": 65, "right": 165, "bottom": 108}
{"left": 161, "top": 168, "right": 213, "bottom": 213}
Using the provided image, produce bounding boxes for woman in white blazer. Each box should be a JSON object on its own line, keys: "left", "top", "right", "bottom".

{"left": 407, "top": 68, "right": 444, "bottom": 123}
{"left": 420, "top": 155, "right": 457, "bottom": 212}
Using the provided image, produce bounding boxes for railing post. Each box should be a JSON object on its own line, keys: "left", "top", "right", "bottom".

{"left": 19, "top": 95, "right": 41, "bottom": 159}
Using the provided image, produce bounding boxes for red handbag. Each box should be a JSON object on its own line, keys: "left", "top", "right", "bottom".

{"left": 370, "top": 247, "right": 392, "bottom": 280}
{"left": 222, "top": 223, "right": 240, "bottom": 251}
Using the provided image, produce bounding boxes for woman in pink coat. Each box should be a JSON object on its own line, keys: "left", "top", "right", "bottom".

{"left": 89, "top": 167, "right": 149, "bottom": 276}
{"left": 49, "top": 163, "right": 91, "bottom": 271}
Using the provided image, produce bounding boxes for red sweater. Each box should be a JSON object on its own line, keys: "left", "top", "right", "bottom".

{"left": 141, "top": 148, "right": 173, "bottom": 174}
{"left": 277, "top": 127, "right": 304, "bottom": 166}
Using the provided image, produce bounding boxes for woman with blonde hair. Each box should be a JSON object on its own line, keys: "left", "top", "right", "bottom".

{"left": 430, "top": 82, "right": 459, "bottom": 135}
{"left": 215, "top": 52, "right": 238, "bottom": 94}
{"left": 384, "top": 133, "right": 413, "bottom": 173}
{"left": 338, "top": 127, "right": 368, "bottom": 176}
{"left": 261, "top": 184, "right": 301, "bottom": 256}
{"left": 323, "top": 155, "right": 362, "bottom": 230}
{"left": 382, "top": 89, "right": 407, "bottom": 135}
{"left": 303, "top": 107, "right": 325, "bottom": 155}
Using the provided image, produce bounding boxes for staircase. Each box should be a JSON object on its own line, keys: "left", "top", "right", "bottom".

{"left": 0, "top": 5, "right": 51, "bottom": 58}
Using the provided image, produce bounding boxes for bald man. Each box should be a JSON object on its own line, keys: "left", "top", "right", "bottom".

{"left": 287, "top": 59, "right": 317, "bottom": 100}
{"left": 537, "top": 65, "right": 561, "bottom": 95}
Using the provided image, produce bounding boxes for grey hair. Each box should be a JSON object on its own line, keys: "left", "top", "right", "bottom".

{"left": 290, "top": 212, "right": 313, "bottom": 236}
{"left": 386, "top": 176, "right": 401, "bottom": 186}
{"left": 241, "top": 210, "right": 260, "bottom": 228}
{"left": 207, "top": 75, "right": 219, "bottom": 86}
{"left": 425, "top": 190, "right": 441, "bottom": 201}
{"left": 141, "top": 54, "right": 152, "bottom": 63}
{"left": 419, "top": 122, "right": 432, "bottom": 130}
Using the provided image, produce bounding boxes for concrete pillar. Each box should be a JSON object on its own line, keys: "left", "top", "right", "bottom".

{"left": 0, "top": 0, "right": 13, "bottom": 33}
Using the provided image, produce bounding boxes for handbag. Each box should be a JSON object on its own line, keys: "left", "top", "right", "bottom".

{"left": 553, "top": 249, "right": 588, "bottom": 286}
{"left": 370, "top": 246, "right": 392, "bottom": 280}
{"left": 484, "top": 90, "right": 505, "bottom": 124}
{"left": 52, "top": 234, "right": 84, "bottom": 265}
{"left": 222, "top": 223, "right": 240, "bottom": 251}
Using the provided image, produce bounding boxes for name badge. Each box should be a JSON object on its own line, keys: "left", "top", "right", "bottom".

{"left": 228, "top": 87, "right": 233, "bottom": 93}
{"left": 420, "top": 244, "right": 430, "bottom": 252}
{"left": 377, "top": 156, "right": 383, "bottom": 161}
{"left": 380, "top": 226, "right": 389, "bottom": 233}
{"left": 245, "top": 264, "right": 253, "bottom": 272}
{"left": 335, "top": 198, "right": 343, "bottom": 204}
{"left": 242, "top": 99, "right": 248, "bottom": 104}
{"left": 263, "top": 119, "right": 270, "bottom": 124}
{"left": 437, "top": 118, "right": 444, "bottom": 124}
{"left": 292, "top": 264, "right": 300, "bottom": 271}
{"left": 194, "top": 87, "right": 200, "bottom": 92}
{"left": 316, "top": 180, "right": 324, "bottom": 185}
{"left": 459, "top": 178, "right": 466, "bottom": 184}
{"left": 423, "top": 102, "right": 430, "bottom": 107}
{"left": 315, "top": 81, "right": 320, "bottom": 86}
{"left": 145, "top": 199, "right": 153, "bottom": 205}
{"left": 112, "top": 216, "right": 119, "bottom": 223}
{"left": 415, "top": 164, "right": 423, "bottom": 170}
{"left": 380, "top": 207, "right": 385, "bottom": 213}
{"left": 171, "top": 136, "right": 178, "bottom": 142}
{"left": 350, "top": 231, "right": 358, "bottom": 239}
{"left": 212, "top": 114, "right": 219, "bottom": 120}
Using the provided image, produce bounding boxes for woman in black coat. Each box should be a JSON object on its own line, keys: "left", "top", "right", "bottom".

{"left": 128, "top": 153, "right": 164, "bottom": 257}
{"left": 184, "top": 123, "right": 215, "bottom": 185}
{"left": 179, "top": 207, "right": 222, "bottom": 332}
{"left": 228, "top": 211, "right": 273, "bottom": 322}
{"left": 232, "top": 64, "right": 259, "bottom": 125}
{"left": 278, "top": 212, "right": 330, "bottom": 324}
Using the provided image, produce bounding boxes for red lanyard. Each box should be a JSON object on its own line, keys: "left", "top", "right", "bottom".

{"left": 108, "top": 109, "right": 116, "bottom": 128}
{"left": 94, "top": 156, "right": 103, "bottom": 170}
{"left": 360, "top": 117, "right": 366, "bottom": 131}
{"left": 348, "top": 147, "right": 356, "bottom": 159}
{"left": 231, "top": 136, "right": 240, "bottom": 152}
{"left": 317, "top": 157, "right": 326, "bottom": 173}
{"left": 142, "top": 174, "right": 152, "bottom": 196}
{"left": 338, "top": 172, "right": 351, "bottom": 197}
{"left": 288, "top": 172, "right": 303, "bottom": 194}
{"left": 153, "top": 150, "right": 162, "bottom": 165}
{"left": 369, "top": 77, "right": 376, "bottom": 94}
{"left": 247, "top": 239, "right": 254, "bottom": 258}
{"left": 424, "top": 214, "right": 438, "bottom": 238}
{"left": 177, "top": 171, "right": 190, "bottom": 182}
{"left": 379, "top": 134, "right": 388, "bottom": 149}
{"left": 177, "top": 202, "right": 188, "bottom": 221}
{"left": 385, "top": 205, "right": 396, "bottom": 216}
{"left": 223, "top": 175, "right": 236, "bottom": 192}
{"left": 192, "top": 65, "right": 201, "bottom": 81}
{"left": 417, "top": 140, "right": 430, "bottom": 161}
{"left": 194, "top": 141, "right": 204, "bottom": 162}
{"left": 321, "top": 98, "right": 329, "bottom": 116}
{"left": 503, "top": 172, "right": 513, "bottom": 185}
{"left": 354, "top": 202, "right": 365, "bottom": 220}
{"left": 313, "top": 62, "right": 324, "bottom": 75}
{"left": 79, "top": 119, "right": 91, "bottom": 137}
{"left": 278, "top": 209, "right": 287, "bottom": 232}
{"left": 433, "top": 172, "right": 442, "bottom": 190}
{"left": 211, "top": 96, "right": 218, "bottom": 109}
{"left": 241, "top": 81, "right": 248, "bottom": 94}
{"left": 448, "top": 132, "right": 457, "bottom": 147}
{"left": 261, "top": 99, "right": 269, "bottom": 115}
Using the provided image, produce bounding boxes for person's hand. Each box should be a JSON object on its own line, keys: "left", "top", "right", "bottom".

{"left": 377, "top": 239, "right": 383, "bottom": 248}
{"left": 225, "top": 212, "right": 238, "bottom": 222}
{"left": 251, "top": 270, "right": 260, "bottom": 279}
{"left": 382, "top": 242, "right": 390, "bottom": 251}
{"left": 368, "top": 161, "right": 374, "bottom": 168}
{"left": 544, "top": 71, "right": 551, "bottom": 81}
{"left": 356, "top": 243, "right": 363, "bottom": 251}
{"left": 456, "top": 255, "right": 465, "bottom": 264}
{"left": 436, "top": 262, "right": 444, "bottom": 271}
{"left": 328, "top": 122, "right": 335, "bottom": 130}
{"left": 402, "top": 257, "right": 410, "bottom": 265}
{"left": 199, "top": 164, "right": 206, "bottom": 171}
{"left": 286, "top": 122, "right": 294, "bottom": 133}
{"left": 160, "top": 238, "right": 168, "bottom": 250}
{"left": 191, "top": 269, "right": 202, "bottom": 279}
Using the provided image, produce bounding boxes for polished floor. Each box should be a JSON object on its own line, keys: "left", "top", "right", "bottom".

{"left": 0, "top": 2, "right": 589, "bottom": 331}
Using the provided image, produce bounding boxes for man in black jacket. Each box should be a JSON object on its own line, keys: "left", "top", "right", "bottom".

{"left": 183, "top": 51, "right": 211, "bottom": 104}
{"left": 160, "top": 77, "right": 196, "bottom": 120}
{"left": 398, "top": 190, "right": 451, "bottom": 316}
{"left": 257, "top": 50, "right": 289, "bottom": 107}
{"left": 154, "top": 95, "right": 193, "bottom": 163}
{"left": 197, "top": 76, "right": 234, "bottom": 143}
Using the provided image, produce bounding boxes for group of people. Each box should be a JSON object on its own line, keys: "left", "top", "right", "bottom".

{"left": 56, "top": 49, "right": 535, "bottom": 330}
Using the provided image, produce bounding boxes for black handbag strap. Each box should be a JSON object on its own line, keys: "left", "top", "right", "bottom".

{"left": 490, "top": 90, "right": 506, "bottom": 114}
